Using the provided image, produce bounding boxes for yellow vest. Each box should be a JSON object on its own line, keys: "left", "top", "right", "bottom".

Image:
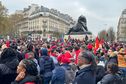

{"left": 118, "top": 54, "right": 126, "bottom": 68}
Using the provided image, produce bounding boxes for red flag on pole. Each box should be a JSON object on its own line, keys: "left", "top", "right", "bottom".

{"left": 94, "top": 36, "right": 100, "bottom": 54}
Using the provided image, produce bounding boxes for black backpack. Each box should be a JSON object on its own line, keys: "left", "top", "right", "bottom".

{"left": 39, "top": 56, "right": 54, "bottom": 78}
{"left": 61, "top": 64, "right": 75, "bottom": 84}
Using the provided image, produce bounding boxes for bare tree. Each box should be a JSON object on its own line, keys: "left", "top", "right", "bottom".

{"left": 0, "top": 1, "right": 23, "bottom": 37}
{"left": 0, "top": 1, "right": 8, "bottom": 35}
{"left": 8, "top": 13, "right": 23, "bottom": 36}
{"left": 107, "top": 27, "right": 115, "bottom": 42}
{"left": 98, "top": 29, "right": 107, "bottom": 41}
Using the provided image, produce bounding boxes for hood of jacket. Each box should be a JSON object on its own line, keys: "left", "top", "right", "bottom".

{"left": 41, "top": 48, "right": 48, "bottom": 56}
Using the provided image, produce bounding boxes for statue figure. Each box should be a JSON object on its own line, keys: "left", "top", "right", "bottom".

{"left": 67, "top": 15, "right": 88, "bottom": 34}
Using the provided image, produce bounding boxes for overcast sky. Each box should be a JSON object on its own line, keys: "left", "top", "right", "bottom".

{"left": 1, "top": 0, "right": 126, "bottom": 36}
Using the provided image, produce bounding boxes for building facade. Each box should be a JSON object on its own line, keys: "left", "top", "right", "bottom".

{"left": 17, "top": 4, "right": 74, "bottom": 40}
{"left": 117, "top": 9, "right": 126, "bottom": 42}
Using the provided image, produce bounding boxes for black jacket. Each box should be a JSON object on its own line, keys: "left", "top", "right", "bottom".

{"left": 96, "top": 65, "right": 105, "bottom": 83}
{"left": 11, "top": 75, "right": 41, "bottom": 84}
{"left": 99, "top": 74, "right": 121, "bottom": 84}
{"left": 0, "top": 58, "right": 19, "bottom": 84}
{"left": 74, "top": 65, "right": 96, "bottom": 84}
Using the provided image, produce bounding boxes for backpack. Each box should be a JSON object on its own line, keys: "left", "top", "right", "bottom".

{"left": 40, "top": 56, "right": 54, "bottom": 78}
{"left": 61, "top": 64, "right": 75, "bottom": 84}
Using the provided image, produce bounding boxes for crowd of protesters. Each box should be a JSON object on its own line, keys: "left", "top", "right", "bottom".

{"left": 0, "top": 38, "right": 126, "bottom": 84}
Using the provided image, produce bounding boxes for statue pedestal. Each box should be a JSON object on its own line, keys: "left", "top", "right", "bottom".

{"left": 66, "top": 31, "right": 92, "bottom": 35}
{"left": 64, "top": 31, "right": 93, "bottom": 41}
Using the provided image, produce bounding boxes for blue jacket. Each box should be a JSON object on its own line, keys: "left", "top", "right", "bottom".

{"left": 51, "top": 65, "right": 65, "bottom": 84}
{"left": 74, "top": 65, "right": 96, "bottom": 84}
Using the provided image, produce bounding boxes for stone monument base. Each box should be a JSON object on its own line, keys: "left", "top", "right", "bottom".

{"left": 64, "top": 32, "right": 92, "bottom": 41}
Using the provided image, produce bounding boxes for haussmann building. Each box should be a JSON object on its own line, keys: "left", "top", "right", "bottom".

{"left": 117, "top": 9, "right": 126, "bottom": 43}
{"left": 16, "top": 4, "right": 74, "bottom": 40}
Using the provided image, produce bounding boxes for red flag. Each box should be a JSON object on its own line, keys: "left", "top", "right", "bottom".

{"left": 94, "top": 36, "right": 100, "bottom": 54}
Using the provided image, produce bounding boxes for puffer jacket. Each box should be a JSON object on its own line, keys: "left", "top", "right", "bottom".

{"left": 0, "top": 58, "right": 19, "bottom": 84}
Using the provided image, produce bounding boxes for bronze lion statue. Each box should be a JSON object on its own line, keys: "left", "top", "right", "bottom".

{"left": 67, "top": 15, "right": 88, "bottom": 34}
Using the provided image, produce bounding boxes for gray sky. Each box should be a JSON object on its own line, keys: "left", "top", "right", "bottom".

{"left": 1, "top": 0, "right": 126, "bottom": 36}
